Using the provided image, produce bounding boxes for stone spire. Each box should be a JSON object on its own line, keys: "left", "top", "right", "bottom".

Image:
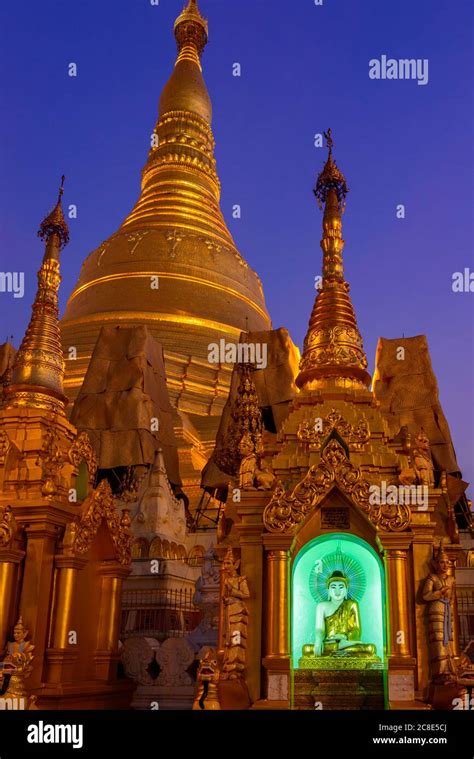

{"left": 296, "top": 130, "right": 370, "bottom": 390}
{"left": 4, "top": 177, "right": 69, "bottom": 415}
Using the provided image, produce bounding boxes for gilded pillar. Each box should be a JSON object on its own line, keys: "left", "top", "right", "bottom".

{"left": 94, "top": 561, "right": 130, "bottom": 679}
{"left": 0, "top": 505, "right": 24, "bottom": 651}
{"left": 45, "top": 556, "right": 86, "bottom": 683}
{"left": 383, "top": 537, "right": 414, "bottom": 660}
{"left": 265, "top": 550, "right": 290, "bottom": 659}
{"left": 0, "top": 547, "right": 24, "bottom": 652}
{"left": 261, "top": 534, "right": 292, "bottom": 707}
{"left": 18, "top": 522, "right": 59, "bottom": 688}
{"left": 382, "top": 533, "right": 418, "bottom": 704}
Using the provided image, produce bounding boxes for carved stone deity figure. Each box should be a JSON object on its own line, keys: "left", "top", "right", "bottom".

{"left": 422, "top": 546, "right": 457, "bottom": 682}
{"left": 413, "top": 428, "right": 435, "bottom": 487}
{"left": 303, "top": 571, "right": 376, "bottom": 659}
{"left": 238, "top": 433, "right": 257, "bottom": 489}
{"left": 221, "top": 547, "right": 250, "bottom": 680}
{"left": 0, "top": 617, "right": 36, "bottom": 708}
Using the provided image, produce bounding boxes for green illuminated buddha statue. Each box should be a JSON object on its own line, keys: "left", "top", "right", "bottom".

{"left": 302, "top": 571, "right": 376, "bottom": 659}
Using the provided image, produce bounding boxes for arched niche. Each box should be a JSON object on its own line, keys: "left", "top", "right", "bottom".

{"left": 131, "top": 538, "right": 149, "bottom": 559}
{"left": 162, "top": 540, "right": 171, "bottom": 559}
{"left": 291, "top": 531, "right": 387, "bottom": 670}
{"left": 188, "top": 545, "right": 205, "bottom": 567}
{"left": 149, "top": 537, "right": 162, "bottom": 558}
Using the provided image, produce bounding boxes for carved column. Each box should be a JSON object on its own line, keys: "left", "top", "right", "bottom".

{"left": 18, "top": 522, "right": 60, "bottom": 688}
{"left": 383, "top": 532, "right": 417, "bottom": 704}
{"left": 261, "top": 534, "right": 292, "bottom": 708}
{"left": 94, "top": 561, "right": 130, "bottom": 680}
{"left": 384, "top": 536, "right": 414, "bottom": 658}
{"left": 0, "top": 546, "right": 24, "bottom": 651}
{"left": 45, "top": 556, "right": 86, "bottom": 682}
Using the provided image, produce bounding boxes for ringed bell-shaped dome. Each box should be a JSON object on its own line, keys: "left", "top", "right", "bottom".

{"left": 61, "top": 0, "right": 271, "bottom": 420}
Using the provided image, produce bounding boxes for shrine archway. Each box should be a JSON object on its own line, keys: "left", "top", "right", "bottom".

{"left": 291, "top": 533, "right": 387, "bottom": 681}
{"left": 290, "top": 532, "right": 387, "bottom": 709}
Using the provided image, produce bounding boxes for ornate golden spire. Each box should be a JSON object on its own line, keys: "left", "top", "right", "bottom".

{"left": 61, "top": 2, "right": 270, "bottom": 422}
{"left": 174, "top": 0, "right": 208, "bottom": 58}
{"left": 4, "top": 177, "right": 69, "bottom": 414}
{"left": 296, "top": 131, "right": 370, "bottom": 390}
{"left": 120, "top": 0, "right": 219, "bottom": 232}
{"left": 158, "top": 0, "right": 210, "bottom": 120}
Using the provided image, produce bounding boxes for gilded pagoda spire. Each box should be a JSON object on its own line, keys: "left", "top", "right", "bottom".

{"left": 61, "top": 1, "right": 270, "bottom": 423}
{"left": 296, "top": 131, "right": 370, "bottom": 390}
{"left": 4, "top": 177, "right": 69, "bottom": 415}
{"left": 118, "top": 0, "right": 223, "bottom": 235}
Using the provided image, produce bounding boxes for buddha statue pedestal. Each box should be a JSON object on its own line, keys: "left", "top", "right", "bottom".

{"left": 299, "top": 646, "right": 382, "bottom": 670}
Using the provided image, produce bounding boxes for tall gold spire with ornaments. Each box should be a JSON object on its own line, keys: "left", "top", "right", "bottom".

{"left": 61, "top": 0, "right": 270, "bottom": 416}
{"left": 0, "top": 181, "right": 133, "bottom": 709}
{"left": 4, "top": 177, "right": 69, "bottom": 415}
{"left": 296, "top": 130, "right": 370, "bottom": 390}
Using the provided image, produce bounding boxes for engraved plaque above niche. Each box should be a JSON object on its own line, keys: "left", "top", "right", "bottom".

{"left": 321, "top": 506, "right": 350, "bottom": 530}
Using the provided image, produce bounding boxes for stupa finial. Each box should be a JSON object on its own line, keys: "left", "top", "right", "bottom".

{"left": 314, "top": 128, "right": 349, "bottom": 211}
{"left": 174, "top": 0, "right": 208, "bottom": 57}
{"left": 38, "top": 174, "right": 69, "bottom": 250}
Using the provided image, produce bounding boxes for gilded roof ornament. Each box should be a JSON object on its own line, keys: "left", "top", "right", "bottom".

{"left": 63, "top": 479, "right": 132, "bottom": 566}
{"left": 37, "top": 175, "right": 70, "bottom": 249}
{"left": 314, "top": 129, "right": 349, "bottom": 211}
{"left": 174, "top": 0, "right": 208, "bottom": 56}
{"left": 263, "top": 439, "right": 411, "bottom": 534}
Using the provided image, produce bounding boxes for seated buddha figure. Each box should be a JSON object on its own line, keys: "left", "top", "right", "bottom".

{"left": 303, "top": 571, "right": 376, "bottom": 658}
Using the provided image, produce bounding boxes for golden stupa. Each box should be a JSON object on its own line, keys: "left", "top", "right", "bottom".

{"left": 61, "top": 0, "right": 271, "bottom": 502}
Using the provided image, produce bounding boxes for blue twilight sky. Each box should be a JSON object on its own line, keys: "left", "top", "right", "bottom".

{"left": 0, "top": 0, "right": 473, "bottom": 486}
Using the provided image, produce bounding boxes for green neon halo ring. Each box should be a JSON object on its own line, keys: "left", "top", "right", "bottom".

{"left": 309, "top": 544, "right": 367, "bottom": 603}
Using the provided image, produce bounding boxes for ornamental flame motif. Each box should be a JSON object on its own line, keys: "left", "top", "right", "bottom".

{"left": 263, "top": 439, "right": 411, "bottom": 534}
{"left": 297, "top": 408, "right": 370, "bottom": 450}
